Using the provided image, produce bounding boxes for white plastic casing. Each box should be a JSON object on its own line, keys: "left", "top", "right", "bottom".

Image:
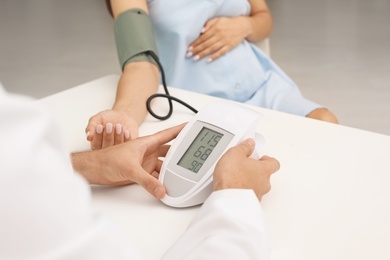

{"left": 159, "top": 101, "right": 265, "bottom": 208}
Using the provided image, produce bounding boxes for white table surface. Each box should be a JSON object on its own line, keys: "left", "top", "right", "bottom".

{"left": 37, "top": 75, "right": 390, "bottom": 260}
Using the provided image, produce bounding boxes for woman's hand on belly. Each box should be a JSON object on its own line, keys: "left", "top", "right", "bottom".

{"left": 186, "top": 16, "right": 252, "bottom": 63}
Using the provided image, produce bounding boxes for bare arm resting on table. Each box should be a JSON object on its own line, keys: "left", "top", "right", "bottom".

{"left": 85, "top": 0, "right": 159, "bottom": 150}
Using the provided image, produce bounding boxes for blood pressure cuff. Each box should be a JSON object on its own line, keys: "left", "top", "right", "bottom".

{"left": 114, "top": 8, "right": 158, "bottom": 71}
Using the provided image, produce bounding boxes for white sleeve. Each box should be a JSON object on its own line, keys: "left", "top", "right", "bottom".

{"left": 0, "top": 87, "right": 142, "bottom": 260}
{"left": 161, "top": 189, "right": 270, "bottom": 260}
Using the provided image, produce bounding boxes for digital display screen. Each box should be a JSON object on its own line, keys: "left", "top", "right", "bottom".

{"left": 177, "top": 127, "right": 223, "bottom": 173}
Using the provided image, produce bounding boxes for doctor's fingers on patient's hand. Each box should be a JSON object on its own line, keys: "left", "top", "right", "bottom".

{"left": 86, "top": 110, "right": 138, "bottom": 149}
{"left": 109, "top": 141, "right": 169, "bottom": 199}
{"left": 141, "top": 123, "right": 186, "bottom": 153}
{"left": 107, "top": 124, "right": 184, "bottom": 174}
{"left": 187, "top": 17, "right": 248, "bottom": 62}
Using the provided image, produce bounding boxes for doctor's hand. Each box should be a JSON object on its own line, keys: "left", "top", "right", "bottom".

{"left": 72, "top": 123, "right": 185, "bottom": 199}
{"left": 213, "top": 138, "right": 280, "bottom": 201}
{"left": 85, "top": 109, "right": 139, "bottom": 150}
{"left": 186, "top": 16, "right": 250, "bottom": 62}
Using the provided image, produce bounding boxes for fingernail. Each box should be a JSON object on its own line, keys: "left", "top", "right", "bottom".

{"left": 207, "top": 57, "right": 213, "bottom": 63}
{"left": 96, "top": 125, "right": 103, "bottom": 134}
{"left": 201, "top": 27, "right": 206, "bottom": 33}
{"left": 186, "top": 51, "right": 193, "bottom": 58}
{"left": 187, "top": 46, "right": 193, "bottom": 51}
{"left": 124, "top": 130, "right": 130, "bottom": 139}
{"left": 154, "top": 186, "right": 165, "bottom": 198}
{"left": 106, "top": 123, "right": 113, "bottom": 134}
{"left": 193, "top": 55, "right": 200, "bottom": 61}
{"left": 86, "top": 131, "right": 90, "bottom": 138}
{"left": 115, "top": 124, "right": 122, "bottom": 135}
{"left": 245, "top": 138, "right": 255, "bottom": 147}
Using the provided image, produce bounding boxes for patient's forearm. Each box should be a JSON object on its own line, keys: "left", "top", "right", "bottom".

{"left": 113, "top": 62, "right": 159, "bottom": 125}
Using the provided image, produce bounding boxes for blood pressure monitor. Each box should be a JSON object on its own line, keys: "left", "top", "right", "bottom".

{"left": 159, "top": 101, "right": 265, "bottom": 208}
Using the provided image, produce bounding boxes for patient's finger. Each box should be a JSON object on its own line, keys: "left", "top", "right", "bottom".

{"left": 91, "top": 124, "right": 104, "bottom": 150}
{"left": 102, "top": 123, "right": 114, "bottom": 148}
{"left": 114, "top": 124, "right": 124, "bottom": 145}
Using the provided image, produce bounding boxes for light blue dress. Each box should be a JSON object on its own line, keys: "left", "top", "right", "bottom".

{"left": 147, "top": 0, "right": 321, "bottom": 116}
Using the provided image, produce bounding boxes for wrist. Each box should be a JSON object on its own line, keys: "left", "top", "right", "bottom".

{"left": 234, "top": 16, "right": 253, "bottom": 39}
{"left": 111, "top": 102, "right": 136, "bottom": 115}
{"left": 111, "top": 103, "right": 145, "bottom": 125}
{"left": 213, "top": 179, "right": 234, "bottom": 192}
{"left": 71, "top": 150, "right": 104, "bottom": 184}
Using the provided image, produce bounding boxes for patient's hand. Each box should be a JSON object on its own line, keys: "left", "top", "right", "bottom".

{"left": 186, "top": 16, "right": 250, "bottom": 62}
{"left": 85, "top": 109, "right": 139, "bottom": 150}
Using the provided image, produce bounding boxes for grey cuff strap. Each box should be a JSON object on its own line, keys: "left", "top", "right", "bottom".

{"left": 114, "top": 8, "right": 159, "bottom": 71}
